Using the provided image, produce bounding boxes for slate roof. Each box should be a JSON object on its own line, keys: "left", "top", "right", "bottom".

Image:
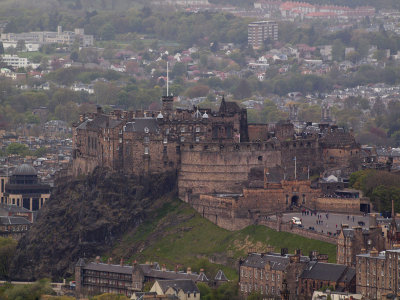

{"left": 125, "top": 118, "right": 159, "bottom": 133}
{"left": 0, "top": 204, "right": 31, "bottom": 214}
{"left": 0, "top": 216, "right": 31, "bottom": 225}
{"left": 84, "top": 262, "right": 133, "bottom": 275}
{"left": 82, "top": 260, "right": 208, "bottom": 282}
{"left": 214, "top": 270, "right": 228, "bottom": 281}
{"left": 300, "top": 262, "right": 351, "bottom": 282}
{"left": 157, "top": 279, "right": 199, "bottom": 294}
{"left": 241, "top": 253, "right": 309, "bottom": 271}
{"left": 143, "top": 268, "right": 201, "bottom": 282}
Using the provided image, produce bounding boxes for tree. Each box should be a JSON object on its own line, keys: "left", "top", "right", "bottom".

{"left": 6, "top": 143, "right": 30, "bottom": 156}
{"left": 172, "top": 62, "right": 186, "bottom": 79}
{"left": 233, "top": 79, "right": 251, "bottom": 99}
{"left": 0, "top": 238, "right": 17, "bottom": 280}
{"left": 70, "top": 51, "right": 79, "bottom": 62}
{"left": 16, "top": 40, "right": 25, "bottom": 52}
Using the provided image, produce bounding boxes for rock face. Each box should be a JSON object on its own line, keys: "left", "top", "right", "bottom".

{"left": 10, "top": 168, "right": 177, "bottom": 280}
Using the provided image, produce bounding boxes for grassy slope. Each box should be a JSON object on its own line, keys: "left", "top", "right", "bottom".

{"left": 111, "top": 197, "right": 336, "bottom": 280}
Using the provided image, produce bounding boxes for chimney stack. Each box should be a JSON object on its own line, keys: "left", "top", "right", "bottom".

{"left": 187, "top": 267, "right": 191, "bottom": 274}
{"left": 162, "top": 264, "right": 166, "bottom": 271}
{"left": 120, "top": 258, "right": 124, "bottom": 266}
{"left": 107, "top": 257, "right": 113, "bottom": 265}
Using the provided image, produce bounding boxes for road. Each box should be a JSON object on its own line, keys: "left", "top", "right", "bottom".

{"left": 280, "top": 212, "right": 370, "bottom": 236}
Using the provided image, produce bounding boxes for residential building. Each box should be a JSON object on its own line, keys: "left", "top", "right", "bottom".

{"left": 356, "top": 248, "right": 400, "bottom": 299}
{"left": 0, "top": 26, "right": 93, "bottom": 47}
{"left": 336, "top": 224, "right": 385, "bottom": 267}
{"left": 75, "top": 258, "right": 209, "bottom": 298}
{"left": 1, "top": 55, "right": 30, "bottom": 69}
{"left": 239, "top": 250, "right": 310, "bottom": 299}
{"left": 298, "top": 261, "right": 356, "bottom": 298}
{"left": 0, "top": 215, "right": 31, "bottom": 240}
{"left": 248, "top": 21, "right": 278, "bottom": 49}
{"left": 149, "top": 279, "right": 200, "bottom": 300}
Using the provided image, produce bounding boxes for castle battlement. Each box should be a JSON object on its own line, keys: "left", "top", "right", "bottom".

{"left": 71, "top": 97, "right": 363, "bottom": 230}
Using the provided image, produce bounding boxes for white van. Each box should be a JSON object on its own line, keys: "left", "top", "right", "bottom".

{"left": 292, "top": 217, "right": 302, "bottom": 225}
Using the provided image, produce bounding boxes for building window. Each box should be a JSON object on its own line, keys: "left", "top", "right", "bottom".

{"left": 181, "top": 127, "right": 185, "bottom": 133}
{"left": 144, "top": 136, "right": 149, "bottom": 143}
{"left": 163, "top": 137, "right": 167, "bottom": 144}
{"left": 196, "top": 126, "right": 200, "bottom": 133}
{"left": 144, "top": 147, "right": 149, "bottom": 155}
{"left": 195, "top": 136, "right": 200, "bottom": 142}
{"left": 180, "top": 136, "right": 185, "bottom": 142}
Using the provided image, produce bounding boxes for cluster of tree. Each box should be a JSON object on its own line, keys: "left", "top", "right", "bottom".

{"left": 198, "top": 281, "right": 240, "bottom": 300}
{"left": 278, "top": 23, "right": 400, "bottom": 61}
{"left": 2, "top": 7, "right": 249, "bottom": 47}
{"left": 1, "top": 143, "right": 47, "bottom": 158}
{"left": 0, "top": 279, "right": 54, "bottom": 299}
{"left": 349, "top": 170, "right": 400, "bottom": 214}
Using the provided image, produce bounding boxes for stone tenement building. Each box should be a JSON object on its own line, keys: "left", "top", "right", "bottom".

{"left": 239, "top": 250, "right": 355, "bottom": 300}
{"left": 336, "top": 224, "right": 386, "bottom": 267}
{"left": 75, "top": 257, "right": 221, "bottom": 298}
{"left": 72, "top": 96, "right": 362, "bottom": 230}
{"left": 356, "top": 248, "right": 400, "bottom": 299}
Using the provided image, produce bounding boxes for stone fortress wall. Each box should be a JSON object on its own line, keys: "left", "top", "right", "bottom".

{"left": 71, "top": 97, "right": 365, "bottom": 231}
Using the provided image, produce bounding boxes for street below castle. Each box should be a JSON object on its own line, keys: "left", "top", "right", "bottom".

{"left": 280, "top": 212, "right": 372, "bottom": 236}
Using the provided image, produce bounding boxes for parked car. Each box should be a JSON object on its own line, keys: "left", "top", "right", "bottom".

{"left": 292, "top": 217, "right": 302, "bottom": 225}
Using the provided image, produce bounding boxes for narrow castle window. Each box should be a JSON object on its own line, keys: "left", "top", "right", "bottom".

{"left": 144, "top": 147, "right": 149, "bottom": 155}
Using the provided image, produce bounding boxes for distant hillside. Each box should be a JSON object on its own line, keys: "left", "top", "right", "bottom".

{"left": 9, "top": 168, "right": 336, "bottom": 281}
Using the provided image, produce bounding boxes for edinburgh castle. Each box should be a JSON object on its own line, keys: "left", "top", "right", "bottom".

{"left": 71, "top": 96, "right": 364, "bottom": 230}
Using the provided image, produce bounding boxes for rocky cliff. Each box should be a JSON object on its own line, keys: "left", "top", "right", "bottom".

{"left": 10, "top": 167, "right": 177, "bottom": 280}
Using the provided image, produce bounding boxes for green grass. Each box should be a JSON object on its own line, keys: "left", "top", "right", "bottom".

{"left": 112, "top": 198, "right": 336, "bottom": 280}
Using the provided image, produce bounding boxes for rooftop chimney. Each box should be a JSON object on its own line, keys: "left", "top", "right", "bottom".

{"left": 96, "top": 256, "right": 100, "bottom": 264}
{"left": 187, "top": 267, "right": 191, "bottom": 274}
{"left": 281, "top": 248, "right": 288, "bottom": 256}
{"left": 162, "top": 264, "right": 166, "bottom": 271}
{"left": 107, "top": 257, "right": 113, "bottom": 265}
{"left": 120, "top": 258, "right": 124, "bottom": 266}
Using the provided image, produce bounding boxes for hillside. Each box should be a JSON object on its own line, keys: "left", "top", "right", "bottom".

{"left": 110, "top": 197, "right": 336, "bottom": 280}
{"left": 10, "top": 168, "right": 177, "bottom": 280}
{"left": 9, "top": 168, "right": 336, "bottom": 281}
